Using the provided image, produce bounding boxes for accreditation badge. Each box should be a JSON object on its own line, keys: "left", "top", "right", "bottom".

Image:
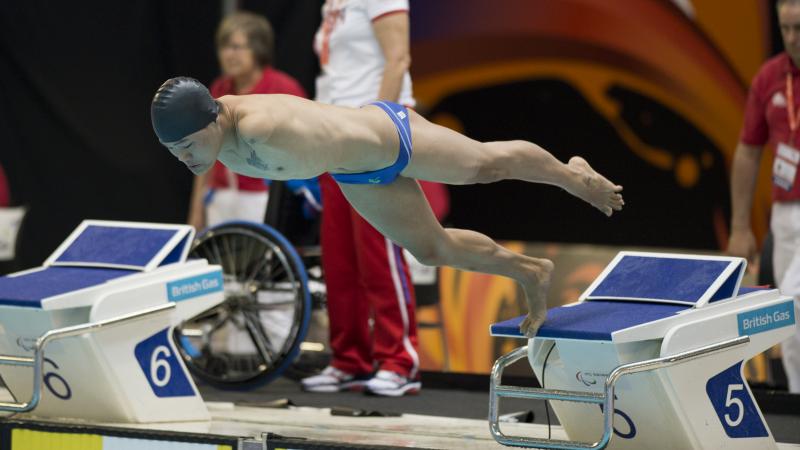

{"left": 774, "top": 142, "right": 800, "bottom": 191}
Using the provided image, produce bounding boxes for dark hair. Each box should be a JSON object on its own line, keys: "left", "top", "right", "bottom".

{"left": 778, "top": 0, "right": 800, "bottom": 9}
{"left": 216, "top": 12, "right": 274, "bottom": 67}
{"left": 151, "top": 77, "right": 219, "bottom": 142}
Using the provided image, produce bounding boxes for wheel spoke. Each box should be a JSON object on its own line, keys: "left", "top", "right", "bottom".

{"left": 223, "top": 233, "right": 238, "bottom": 278}
{"left": 244, "top": 249, "right": 273, "bottom": 286}
{"left": 210, "top": 236, "right": 226, "bottom": 272}
{"left": 241, "top": 236, "right": 265, "bottom": 283}
{"left": 243, "top": 310, "right": 276, "bottom": 365}
{"left": 235, "top": 232, "right": 248, "bottom": 279}
{"left": 242, "top": 233, "right": 258, "bottom": 278}
{"left": 264, "top": 255, "right": 287, "bottom": 280}
{"left": 201, "top": 244, "right": 215, "bottom": 265}
{"left": 202, "top": 309, "right": 234, "bottom": 338}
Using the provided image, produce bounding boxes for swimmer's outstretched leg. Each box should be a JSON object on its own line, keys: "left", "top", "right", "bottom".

{"left": 337, "top": 177, "right": 552, "bottom": 337}
{"left": 404, "top": 110, "right": 624, "bottom": 216}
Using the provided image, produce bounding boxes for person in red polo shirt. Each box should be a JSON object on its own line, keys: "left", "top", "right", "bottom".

{"left": 188, "top": 12, "right": 306, "bottom": 230}
{"left": 728, "top": 0, "right": 800, "bottom": 392}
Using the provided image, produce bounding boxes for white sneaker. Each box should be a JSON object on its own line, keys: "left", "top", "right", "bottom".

{"left": 365, "top": 370, "right": 421, "bottom": 397}
{"left": 300, "top": 366, "right": 370, "bottom": 393}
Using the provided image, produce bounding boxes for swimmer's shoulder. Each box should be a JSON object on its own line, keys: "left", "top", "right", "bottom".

{"left": 225, "top": 93, "right": 317, "bottom": 119}
{"left": 236, "top": 109, "right": 276, "bottom": 146}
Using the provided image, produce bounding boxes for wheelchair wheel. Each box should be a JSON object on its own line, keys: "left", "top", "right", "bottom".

{"left": 175, "top": 221, "right": 311, "bottom": 390}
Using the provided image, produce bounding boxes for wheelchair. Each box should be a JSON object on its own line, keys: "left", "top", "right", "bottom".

{"left": 174, "top": 181, "right": 322, "bottom": 390}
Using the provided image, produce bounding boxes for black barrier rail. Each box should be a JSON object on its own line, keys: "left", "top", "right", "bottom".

{"left": 0, "top": 418, "right": 439, "bottom": 450}
{"left": 0, "top": 418, "right": 240, "bottom": 449}
{"left": 263, "top": 432, "right": 437, "bottom": 450}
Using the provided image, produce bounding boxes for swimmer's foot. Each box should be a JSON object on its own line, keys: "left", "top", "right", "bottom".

{"left": 519, "top": 259, "right": 553, "bottom": 338}
{"left": 565, "top": 156, "right": 624, "bottom": 216}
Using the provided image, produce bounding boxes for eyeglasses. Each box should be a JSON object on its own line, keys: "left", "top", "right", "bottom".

{"left": 220, "top": 43, "right": 250, "bottom": 52}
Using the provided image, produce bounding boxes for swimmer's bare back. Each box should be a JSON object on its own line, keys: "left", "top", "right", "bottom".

{"left": 215, "top": 94, "right": 404, "bottom": 180}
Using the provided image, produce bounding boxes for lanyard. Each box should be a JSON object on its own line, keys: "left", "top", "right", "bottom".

{"left": 787, "top": 73, "right": 800, "bottom": 136}
{"left": 319, "top": 0, "right": 343, "bottom": 67}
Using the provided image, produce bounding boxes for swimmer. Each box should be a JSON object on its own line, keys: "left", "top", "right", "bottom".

{"left": 151, "top": 77, "right": 624, "bottom": 337}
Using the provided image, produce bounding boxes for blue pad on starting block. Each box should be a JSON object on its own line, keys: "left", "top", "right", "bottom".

{"left": 490, "top": 286, "right": 767, "bottom": 340}
{"left": 582, "top": 252, "right": 745, "bottom": 306}
{"left": 46, "top": 221, "right": 193, "bottom": 271}
{"left": 0, "top": 267, "right": 135, "bottom": 308}
{"left": 490, "top": 301, "right": 689, "bottom": 340}
{"left": 490, "top": 252, "right": 753, "bottom": 340}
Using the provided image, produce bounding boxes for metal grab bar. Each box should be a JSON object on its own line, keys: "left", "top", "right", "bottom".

{"left": 0, "top": 302, "right": 176, "bottom": 413}
{"left": 489, "top": 335, "right": 750, "bottom": 449}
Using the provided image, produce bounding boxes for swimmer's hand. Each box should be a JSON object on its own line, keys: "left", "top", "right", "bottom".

{"left": 519, "top": 310, "right": 546, "bottom": 339}
{"left": 726, "top": 228, "right": 757, "bottom": 262}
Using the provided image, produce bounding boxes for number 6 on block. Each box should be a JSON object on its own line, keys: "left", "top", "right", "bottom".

{"left": 150, "top": 345, "right": 173, "bottom": 387}
{"left": 134, "top": 328, "right": 195, "bottom": 397}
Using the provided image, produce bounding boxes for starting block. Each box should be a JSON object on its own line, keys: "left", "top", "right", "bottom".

{"left": 0, "top": 220, "right": 225, "bottom": 423}
{"left": 490, "top": 251, "right": 796, "bottom": 450}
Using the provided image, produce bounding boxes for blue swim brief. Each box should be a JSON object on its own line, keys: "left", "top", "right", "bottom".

{"left": 330, "top": 101, "right": 412, "bottom": 185}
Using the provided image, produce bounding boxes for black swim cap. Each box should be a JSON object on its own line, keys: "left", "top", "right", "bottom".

{"left": 151, "top": 77, "right": 219, "bottom": 142}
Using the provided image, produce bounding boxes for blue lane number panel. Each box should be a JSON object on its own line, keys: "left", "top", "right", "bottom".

{"left": 134, "top": 328, "right": 196, "bottom": 398}
{"left": 705, "top": 362, "right": 769, "bottom": 438}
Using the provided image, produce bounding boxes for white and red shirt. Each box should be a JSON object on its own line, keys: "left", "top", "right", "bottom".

{"left": 741, "top": 52, "right": 800, "bottom": 202}
{"left": 314, "top": 0, "right": 414, "bottom": 107}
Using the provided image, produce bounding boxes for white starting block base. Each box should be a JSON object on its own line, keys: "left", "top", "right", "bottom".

{"left": 0, "top": 221, "right": 226, "bottom": 423}
{"left": 491, "top": 252, "right": 797, "bottom": 450}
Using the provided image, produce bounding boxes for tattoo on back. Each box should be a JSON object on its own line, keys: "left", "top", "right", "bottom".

{"left": 246, "top": 149, "right": 269, "bottom": 171}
